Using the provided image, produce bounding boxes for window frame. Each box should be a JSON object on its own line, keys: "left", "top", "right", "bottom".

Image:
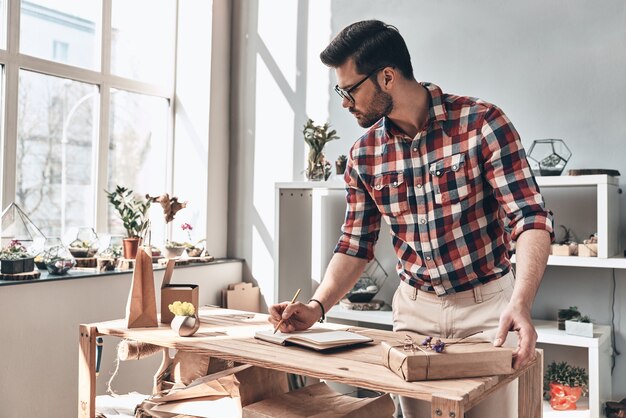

{"left": 0, "top": 0, "right": 178, "bottom": 235}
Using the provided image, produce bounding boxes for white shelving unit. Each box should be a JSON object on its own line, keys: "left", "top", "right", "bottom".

{"left": 326, "top": 308, "right": 612, "bottom": 418}
{"left": 275, "top": 175, "right": 621, "bottom": 418}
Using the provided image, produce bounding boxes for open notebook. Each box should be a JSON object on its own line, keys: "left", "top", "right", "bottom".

{"left": 254, "top": 328, "right": 373, "bottom": 351}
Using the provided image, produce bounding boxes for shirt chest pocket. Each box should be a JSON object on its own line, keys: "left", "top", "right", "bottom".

{"left": 429, "top": 153, "right": 470, "bottom": 205}
{"left": 371, "top": 172, "right": 410, "bottom": 216}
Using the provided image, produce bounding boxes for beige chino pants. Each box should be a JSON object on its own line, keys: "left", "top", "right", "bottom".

{"left": 393, "top": 271, "right": 519, "bottom": 418}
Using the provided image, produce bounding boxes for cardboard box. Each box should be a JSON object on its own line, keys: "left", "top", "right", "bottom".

{"left": 160, "top": 259, "right": 199, "bottom": 324}
{"left": 221, "top": 282, "right": 260, "bottom": 312}
{"left": 578, "top": 243, "right": 598, "bottom": 257}
{"left": 242, "top": 382, "right": 394, "bottom": 418}
{"left": 381, "top": 337, "right": 513, "bottom": 381}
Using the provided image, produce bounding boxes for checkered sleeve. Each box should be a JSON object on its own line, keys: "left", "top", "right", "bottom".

{"left": 480, "top": 106, "right": 555, "bottom": 242}
{"left": 333, "top": 151, "right": 381, "bottom": 260}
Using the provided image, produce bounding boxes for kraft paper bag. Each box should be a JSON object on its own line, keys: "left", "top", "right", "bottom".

{"left": 125, "top": 246, "right": 158, "bottom": 328}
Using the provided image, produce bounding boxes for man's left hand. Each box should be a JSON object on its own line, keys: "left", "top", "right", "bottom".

{"left": 494, "top": 302, "right": 538, "bottom": 369}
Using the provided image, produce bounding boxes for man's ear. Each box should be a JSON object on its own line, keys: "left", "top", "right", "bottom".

{"left": 382, "top": 67, "right": 395, "bottom": 89}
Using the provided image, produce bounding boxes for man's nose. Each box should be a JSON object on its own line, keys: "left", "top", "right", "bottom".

{"left": 341, "top": 96, "right": 352, "bottom": 108}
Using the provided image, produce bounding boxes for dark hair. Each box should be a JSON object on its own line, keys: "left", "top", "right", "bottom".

{"left": 320, "top": 20, "right": 414, "bottom": 80}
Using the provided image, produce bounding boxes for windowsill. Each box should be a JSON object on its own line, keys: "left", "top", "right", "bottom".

{"left": 0, "top": 257, "right": 243, "bottom": 287}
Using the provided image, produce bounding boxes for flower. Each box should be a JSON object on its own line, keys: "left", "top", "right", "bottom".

{"left": 168, "top": 301, "right": 196, "bottom": 317}
{"left": 181, "top": 223, "right": 193, "bottom": 242}
{"left": 0, "top": 240, "right": 30, "bottom": 260}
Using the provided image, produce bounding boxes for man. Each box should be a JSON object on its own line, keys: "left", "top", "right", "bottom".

{"left": 269, "top": 20, "right": 553, "bottom": 417}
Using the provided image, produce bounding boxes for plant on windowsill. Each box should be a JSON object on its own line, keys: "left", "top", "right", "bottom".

{"left": 105, "top": 185, "right": 151, "bottom": 259}
{"left": 303, "top": 118, "right": 339, "bottom": 181}
{"left": 544, "top": 361, "right": 588, "bottom": 411}
{"left": 0, "top": 240, "right": 35, "bottom": 275}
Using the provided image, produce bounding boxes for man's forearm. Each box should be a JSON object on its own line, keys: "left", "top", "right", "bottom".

{"left": 310, "top": 253, "right": 369, "bottom": 313}
{"left": 510, "top": 229, "right": 551, "bottom": 310}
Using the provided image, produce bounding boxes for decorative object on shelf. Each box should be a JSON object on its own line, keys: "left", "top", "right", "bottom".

{"left": 551, "top": 225, "right": 578, "bottom": 256}
{"left": 544, "top": 360, "right": 588, "bottom": 411}
{"left": 605, "top": 398, "right": 626, "bottom": 418}
{"left": 146, "top": 193, "right": 187, "bottom": 223}
{"left": 164, "top": 241, "right": 187, "bottom": 259}
{"left": 41, "top": 237, "right": 76, "bottom": 275}
{"left": 340, "top": 298, "right": 386, "bottom": 311}
{"left": 578, "top": 233, "right": 598, "bottom": 257}
{"left": 566, "top": 313, "right": 594, "bottom": 338}
{"left": 0, "top": 239, "right": 35, "bottom": 275}
{"left": 527, "top": 139, "right": 572, "bottom": 176}
{"left": 95, "top": 234, "right": 124, "bottom": 272}
{"left": 105, "top": 185, "right": 152, "bottom": 260}
{"left": 180, "top": 223, "right": 205, "bottom": 257}
{"left": 0, "top": 202, "right": 46, "bottom": 257}
{"left": 303, "top": 118, "right": 339, "bottom": 181}
{"left": 335, "top": 155, "right": 347, "bottom": 176}
{"left": 557, "top": 306, "right": 582, "bottom": 330}
{"left": 168, "top": 301, "right": 200, "bottom": 337}
{"left": 569, "top": 168, "right": 621, "bottom": 177}
{"left": 345, "top": 257, "right": 387, "bottom": 304}
{"left": 66, "top": 227, "right": 99, "bottom": 258}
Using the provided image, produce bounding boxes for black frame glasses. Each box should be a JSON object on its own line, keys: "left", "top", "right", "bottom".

{"left": 334, "top": 67, "right": 385, "bottom": 103}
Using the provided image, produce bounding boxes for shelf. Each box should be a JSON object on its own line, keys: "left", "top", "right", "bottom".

{"left": 534, "top": 320, "right": 611, "bottom": 348}
{"left": 276, "top": 181, "right": 344, "bottom": 190}
{"left": 511, "top": 254, "right": 626, "bottom": 269}
{"left": 535, "top": 174, "right": 619, "bottom": 187}
{"left": 543, "top": 398, "right": 590, "bottom": 418}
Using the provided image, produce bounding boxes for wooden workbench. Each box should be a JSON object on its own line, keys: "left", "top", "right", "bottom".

{"left": 78, "top": 307, "right": 542, "bottom": 417}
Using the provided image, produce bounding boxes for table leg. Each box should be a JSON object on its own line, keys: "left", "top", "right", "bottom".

{"left": 518, "top": 349, "right": 543, "bottom": 418}
{"left": 431, "top": 394, "right": 464, "bottom": 418}
{"left": 78, "top": 324, "right": 98, "bottom": 418}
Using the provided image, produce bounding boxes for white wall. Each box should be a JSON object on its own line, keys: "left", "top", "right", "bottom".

{"left": 230, "top": 0, "right": 626, "bottom": 398}
{"left": 0, "top": 261, "right": 243, "bottom": 418}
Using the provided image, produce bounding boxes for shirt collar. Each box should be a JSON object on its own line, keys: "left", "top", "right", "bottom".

{"left": 381, "top": 82, "right": 448, "bottom": 142}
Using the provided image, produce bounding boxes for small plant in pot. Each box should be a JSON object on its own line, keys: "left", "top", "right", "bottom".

{"left": 180, "top": 223, "right": 205, "bottom": 257}
{"left": 565, "top": 313, "right": 594, "bottom": 338}
{"left": 168, "top": 301, "right": 200, "bottom": 337}
{"left": 544, "top": 361, "right": 588, "bottom": 411}
{"left": 557, "top": 306, "right": 581, "bottom": 330}
{"left": 105, "top": 185, "right": 151, "bottom": 259}
{"left": 0, "top": 240, "right": 35, "bottom": 274}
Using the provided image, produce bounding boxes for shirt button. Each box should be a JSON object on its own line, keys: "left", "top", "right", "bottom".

{"left": 375, "top": 184, "right": 382, "bottom": 190}
{"left": 392, "top": 181, "right": 398, "bottom": 187}
{"left": 416, "top": 183, "right": 422, "bottom": 189}
{"left": 452, "top": 165, "right": 458, "bottom": 171}
{"left": 425, "top": 256, "right": 432, "bottom": 261}
{"left": 412, "top": 147, "right": 418, "bottom": 152}
{"left": 420, "top": 218, "right": 426, "bottom": 224}
{"left": 435, "top": 170, "right": 441, "bottom": 176}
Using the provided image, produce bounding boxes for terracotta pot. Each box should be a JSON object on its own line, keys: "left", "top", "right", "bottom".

{"left": 122, "top": 237, "right": 140, "bottom": 259}
{"left": 549, "top": 382, "right": 583, "bottom": 410}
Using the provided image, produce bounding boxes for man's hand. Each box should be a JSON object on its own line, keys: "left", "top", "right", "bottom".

{"left": 494, "top": 301, "right": 538, "bottom": 370}
{"left": 268, "top": 301, "right": 323, "bottom": 333}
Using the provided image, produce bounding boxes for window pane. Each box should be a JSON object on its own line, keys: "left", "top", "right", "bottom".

{"left": 107, "top": 89, "right": 168, "bottom": 244}
{"left": 111, "top": 0, "right": 175, "bottom": 85}
{"left": 17, "top": 70, "right": 98, "bottom": 237}
{"left": 20, "top": 0, "right": 101, "bottom": 69}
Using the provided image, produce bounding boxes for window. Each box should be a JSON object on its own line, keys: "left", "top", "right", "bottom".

{"left": 1, "top": 0, "right": 178, "bottom": 242}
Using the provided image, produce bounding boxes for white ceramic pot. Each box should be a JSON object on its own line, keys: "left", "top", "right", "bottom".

{"left": 170, "top": 314, "right": 200, "bottom": 337}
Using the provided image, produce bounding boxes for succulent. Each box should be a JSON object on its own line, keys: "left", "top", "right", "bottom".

{"left": 105, "top": 185, "right": 151, "bottom": 238}
{"left": 544, "top": 361, "right": 588, "bottom": 396}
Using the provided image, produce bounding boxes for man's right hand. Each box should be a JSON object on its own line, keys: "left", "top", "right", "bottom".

{"left": 268, "top": 300, "right": 323, "bottom": 333}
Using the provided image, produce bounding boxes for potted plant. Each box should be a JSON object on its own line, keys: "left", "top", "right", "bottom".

{"left": 566, "top": 314, "right": 594, "bottom": 338}
{"left": 0, "top": 240, "right": 35, "bottom": 274}
{"left": 557, "top": 306, "right": 581, "bottom": 330}
{"left": 544, "top": 361, "right": 588, "bottom": 411}
{"left": 303, "top": 118, "right": 339, "bottom": 181}
{"left": 180, "top": 223, "right": 204, "bottom": 257}
{"left": 168, "top": 301, "right": 200, "bottom": 337}
{"left": 105, "top": 185, "right": 151, "bottom": 259}
{"left": 164, "top": 240, "right": 188, "bottom": 259}
{"left": 336, "top": 154, "right": 348, "bottom": 176}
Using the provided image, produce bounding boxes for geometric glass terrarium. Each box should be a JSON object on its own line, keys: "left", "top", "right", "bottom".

{"left": 345, "top": 257, "right": 388, "bottom": 303}
{"left": 0, "top": 203, "right": 46, "bottom": 255}
{"left": 527, "top": 139, "right": 572, "bottom": 176}
{"left": 64, "top": 227, "right": 100, "bottom": 258}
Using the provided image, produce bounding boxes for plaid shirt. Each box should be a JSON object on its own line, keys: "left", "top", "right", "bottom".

{"left": 335, "top": 83, "right": 554, "bottom": 295}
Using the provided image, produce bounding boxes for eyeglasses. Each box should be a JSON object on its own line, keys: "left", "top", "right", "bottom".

{"left": 334, "top": 67, "right": 385, "bottom": 104}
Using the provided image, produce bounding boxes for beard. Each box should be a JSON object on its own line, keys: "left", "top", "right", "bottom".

{"left": 351, "top": 83, "right": 394, "bottom": 128}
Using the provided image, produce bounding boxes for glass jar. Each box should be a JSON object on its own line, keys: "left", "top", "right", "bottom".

{"left": 41, "top": 237, "right": 76, "bottom": 275}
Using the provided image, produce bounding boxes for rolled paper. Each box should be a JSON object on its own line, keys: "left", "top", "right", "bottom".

{"left": 117, "top": 339, "right": 162, "bottom": 361}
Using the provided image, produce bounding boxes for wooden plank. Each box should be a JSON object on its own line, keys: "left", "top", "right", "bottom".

{"left": 518, "top": 350, "right": 543, "bottom": 418}
{"left": 78, "top": 324, "right": 98, "bottom": 418}
{"left": 431, "top": 394, "right": 464, "bottom": 418}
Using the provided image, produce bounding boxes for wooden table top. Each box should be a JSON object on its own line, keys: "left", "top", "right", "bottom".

{"left": 88, "top": 307, "right": 527, "bottom": 404}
